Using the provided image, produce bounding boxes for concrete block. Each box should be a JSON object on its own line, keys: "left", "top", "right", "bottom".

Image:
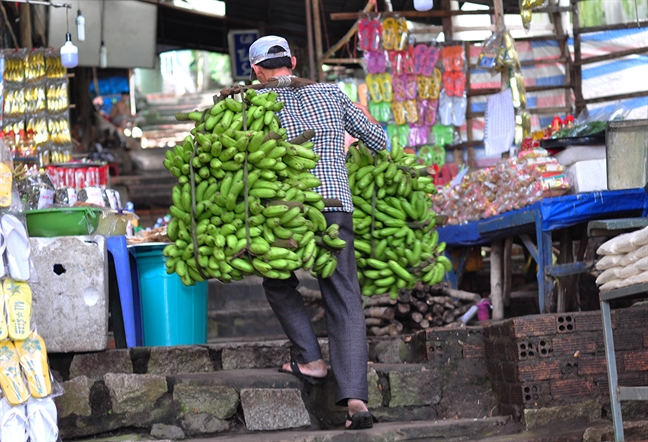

{"left": 29, "top": 235, "right": 108, "bottom": 352}
{"left": 241, "top": 388, "right": 310, "bottom": 431}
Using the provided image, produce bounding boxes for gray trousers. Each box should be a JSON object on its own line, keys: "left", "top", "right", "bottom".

{"left": 262, "top": 211, "right": 368, "bottom": 406}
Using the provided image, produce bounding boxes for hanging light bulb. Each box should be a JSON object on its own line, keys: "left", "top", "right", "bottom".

{"left": 100, "top": 42, "right": 108, "bottom": 68}
{"left": 60, "top": 8, "right": 78, "bottom": 69}
{"left": 76, "top": 10, "right": 86, "bottom": 41}
{"left": 60, "top": 33, "right": 78, "bottom": 68}
{"left": 414, "top": 0, "right": 434, "bottom": 11}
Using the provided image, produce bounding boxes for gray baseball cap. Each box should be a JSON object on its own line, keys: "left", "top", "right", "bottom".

{"left": 248, "top": 35, "right": 291, "bottom": 80}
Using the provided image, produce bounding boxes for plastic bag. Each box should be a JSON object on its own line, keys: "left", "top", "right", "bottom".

{"left": 15, "top": 168, "right": 55, "bottom": 210}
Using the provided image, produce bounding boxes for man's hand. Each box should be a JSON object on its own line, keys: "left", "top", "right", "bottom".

{"left": 354, "top": 102, "right": 380, "bottom": 125}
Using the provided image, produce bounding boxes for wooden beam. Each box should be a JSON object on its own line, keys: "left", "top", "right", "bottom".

{"left": 468, "top": 84, "right": 572, "bottom": 97}
{"left": 321, "top": 58, "right": 363, "bottom": 64}
{"left": 305, "top": 0, "right": 316, "bottom": 81}
{"left": 329, "top": 8, "right": 494, "bottom": 20}
{"left": 467, "top": 106, "right": 571, "bottom": 118}
{"left": 576, "top": 46, "right": 648, "bottom": 66}
{"left": 584, "top": 90, "right": 648, "bottom": 104}
{"left": 579, "top": 19, "right": 648, "bottom": 34}
{"left": 468, "top": 57, "right": 569, "bottom": 69}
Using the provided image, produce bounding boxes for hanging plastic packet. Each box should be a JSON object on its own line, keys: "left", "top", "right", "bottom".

{"left": 509, "top": 69, "right": 527, "bottom": 109}
{"left": 477, "top": 32, "right": 501, "bottom": 71}
{"left": 16, "top": 167, "right": 55, "bottom": 210}
{"left": 438, "top": 90, "right": 453, "bottom": 126}
{"left": 53, "top": 187, "right": 77, "bottom": 206}
{"left": 77, "top": 186, "right": 106, "bottom": 207}
{"left": 397, "top": 124, "right": 410, "bottom": 148}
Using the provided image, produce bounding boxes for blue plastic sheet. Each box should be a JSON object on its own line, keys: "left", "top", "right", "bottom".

{"left": 438, "top": 188, "right": 648, "bottom": 247}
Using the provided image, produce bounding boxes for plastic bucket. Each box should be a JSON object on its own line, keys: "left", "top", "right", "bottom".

{"left": 132, "top": 244, "right": 208, "bottom": 347}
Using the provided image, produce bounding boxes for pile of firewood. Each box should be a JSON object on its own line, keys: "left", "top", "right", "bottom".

{"left": 362, "top": 282, "right": 483, "bottom": 336}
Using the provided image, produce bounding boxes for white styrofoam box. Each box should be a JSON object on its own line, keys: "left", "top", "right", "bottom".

{"left": 554, "top": 144, "right": 606, "bottom": 168}
{"left": 566, "top": 159, "right": 608, "bottom": 194}
{"left": 29, "top": 235, "right": 109, "bottom": 352}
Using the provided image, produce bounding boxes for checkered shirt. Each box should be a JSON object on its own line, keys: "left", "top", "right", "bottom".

{"left": 264, "top": 83, "right": 386, "bottom": 212}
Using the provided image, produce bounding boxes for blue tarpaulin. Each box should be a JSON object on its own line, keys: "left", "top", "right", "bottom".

{"left": 438, "top": 188, "right": 648, "bottom": 247}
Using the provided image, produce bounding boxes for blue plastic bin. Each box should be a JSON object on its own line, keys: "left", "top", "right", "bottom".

{"left": 131, "top": 244, "right": 208, "bottom": 347}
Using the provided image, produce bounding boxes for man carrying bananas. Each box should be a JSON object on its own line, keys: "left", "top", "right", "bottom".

{"left": 249, "top": 35, "right": 387, "bottom": 430}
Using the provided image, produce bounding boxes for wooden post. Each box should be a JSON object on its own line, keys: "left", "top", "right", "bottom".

{"left": 311, "top": 0, "right": 325, "bottom": 82}
{"left": 19, "top": 3, "right": 32, "bottom": 49}
{"left": 503, "top": 237, "right": 513, "bottom": 308}
{"left": 440, "top": 0, "right": 453, "bottom": 40}
{"left": 490, "top": 240, "right": 504, "bottom": 320}
{"left": 550, "top": 0, "right": 573, "bottom": 114}
{"left": 571, "top": 0, "right": 585, "bottom": 113}
{"left": 305, "top": 0, "right": 317, "bottom": 81}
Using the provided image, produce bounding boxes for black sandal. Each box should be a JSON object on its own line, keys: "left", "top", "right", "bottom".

{"left": 278, "top": 361, "right": 327, "bottom": 385}
{"left": 345, "top": 411, "right": 376, "bottom": 430}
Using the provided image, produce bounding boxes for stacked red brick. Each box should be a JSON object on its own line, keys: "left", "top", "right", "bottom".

{"left": 483, "top": 309, "right": 648, "bottom": 420}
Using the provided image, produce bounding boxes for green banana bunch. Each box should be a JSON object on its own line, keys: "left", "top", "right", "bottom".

{"left": 163, "top": 88, "right": 343, "bottom": 286}
{"left": 347, "top": 137, "right": 447, "bottom": 299}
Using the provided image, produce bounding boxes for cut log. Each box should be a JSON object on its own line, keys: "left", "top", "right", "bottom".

{"left": 365, "top": 317, "right": 387, "bottom": 326}
{"left": 438, "top": 287, "right": 481, "bottom": 303}
{"left": 413, "top": 300, "right": 428, "bottom": 313}
{"left": 443, "top": 310, "right": 456, "bottom": 324}
{"left": 362, "top": 294, "right": 397, "bottom": 307}
{"left": 396, "top": 302, "right": 411, "bottom": 315}
{"left": 432, "top": 304, "right": 445, "bottom": 317}
{"left": 363, "top": 306, "right": 395, "bottom": 320}
{"left": 419, "top": 319, "right": 430, "bottom": 329}
{"left": 427, "top": 295, "right": 451, "bottom": 305}
{"left": 370, "top": 324, "right": 401, "bottom": 336}
{"left": 391, "top": 320, "right": 404, "bottom": 332}
{"left": 434, "top": 317, "right": 444, "bottom": 326}
{"left": 398, "top": 290, "right": 412, "bottom": 304}
{"left": 411, "top": 312, "right": 423, "bottom": 323}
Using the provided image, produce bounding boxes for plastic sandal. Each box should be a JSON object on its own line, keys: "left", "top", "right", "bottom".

{"left": 15, "top": 331, "right": 51, "bottom": 398}
{"left": 382, "top": 17, "right": 397, "bottom": 51}
{"left": 0, "top": 341, "right": 29, "bottom": 405}
{"left": 26, "top": 397, "right": 58, "bottom": 442}
{"left": 423, "top": 46, "right": 441, "bottom": 77}
{"left": 391, "top": 101, "right": 406, "bottom": 125}
{"left": 395, "top": 17, "right": 409, "bottom": 51}
{"left": 425, "top": 98, "right": 439, "bottom": 126}
{"left": 431, "top": 68, "right": 442, "bottom": 99}
{"left": 405, "top": 74, "right": 418, "bottom": 100}
{"left": 358, "top": 18, "right": 371, "bottom": 51}
{"left": 454, "top": 71, "right": 466, "bottom": 97}
{"left": 379, "top": 73, "right": 393, "bottom": 103}
{"left": 402, "top": 43, "right": 415, "bottom": 74}
{"left": 369, "top": 19, "right": 383, "bottom": 52}
{"left": 417, "top": 75, "right": 432, "bottom": 99}
{"left": 388, "top": 50, "right": 404, "bottom": 76}
{"left": 3, "top": 279, "right": 32, "bottom": 341}
{"left": 392, "top": 75, "right": 406, "bottom": 101}
{"left": 438, "top": 91, "right": 454, "bottom": 127}
{"left": 442, "top": 71, "right": 455, "bottom": 97}
{"left": 452, "top": 95, "right": 467, "bottom": 127}
{"left": 0, "top": 397, "right": 27, "bottom": 442}
{"left": 441, "top": 46, "right": 454, "bottom": 72}
{"left": 453, "top": 45, "right": 465, "bottom": 71}
{"left": 366, "top": 74, "right": 383, "bottom": 102}
{"left": 413, "top": 44, "right": 428, "bottom": 75}
{"left": 404, "top": 99, "right": 419, "bottom": 124}
{"left": 1, "top": 214, "right": 30, "bottom": 281}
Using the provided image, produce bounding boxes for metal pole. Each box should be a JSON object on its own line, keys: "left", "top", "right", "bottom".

{"left": 305, "top": 0, "right": 316, "bottom": 81}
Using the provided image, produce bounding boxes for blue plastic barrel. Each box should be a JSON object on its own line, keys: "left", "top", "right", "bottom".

{"left": 131, "top": 244, "right": 208, "bottom": 346}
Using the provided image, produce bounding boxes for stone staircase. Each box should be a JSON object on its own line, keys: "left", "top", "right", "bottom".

{"left": 48, "top": 275, "right": 648, "bottom": 441}
{"left": 53, "top": 332, "right": 509, "bottom": 441}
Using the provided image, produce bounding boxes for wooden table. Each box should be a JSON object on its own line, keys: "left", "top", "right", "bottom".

{"left": 437, "top": 188, "right": 648, "bottom": 317}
